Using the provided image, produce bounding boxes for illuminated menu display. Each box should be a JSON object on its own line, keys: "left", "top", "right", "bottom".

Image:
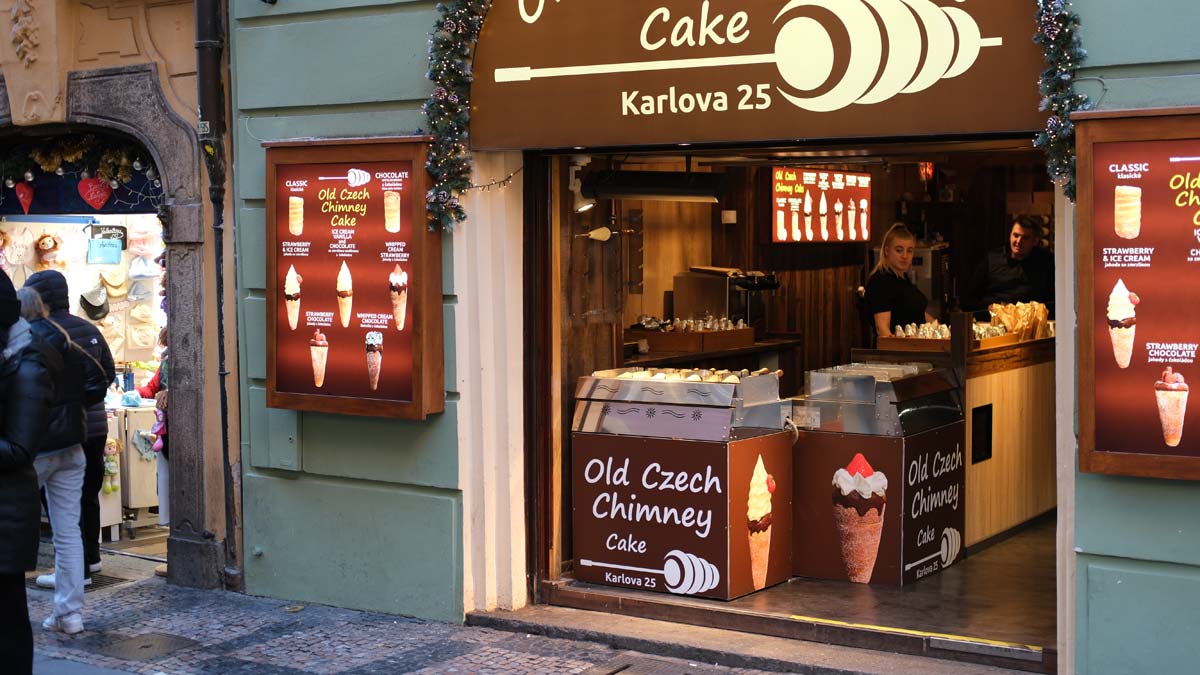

{"left": 771, "top": 168, "right": 872, "bottom": 244}
{"left": 1092, "top": 138, "right": 1200, "bottom": 457}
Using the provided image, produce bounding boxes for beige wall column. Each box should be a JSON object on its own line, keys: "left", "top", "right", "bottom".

{"left": 1054, "top": 186, "right": 1076, "bottom": 674}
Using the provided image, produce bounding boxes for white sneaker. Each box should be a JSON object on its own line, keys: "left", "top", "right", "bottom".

{"left": 34, "top": 573, "right": 92, "bottom": 589}
{"left": 88, "top": 562, "right": 102, "bottom": 574}
{"left": 42, "top": 613, "right": 84, "bottom": 635}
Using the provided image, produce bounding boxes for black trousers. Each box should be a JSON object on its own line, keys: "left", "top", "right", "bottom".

{"left": 81, "top": 435, "right": 106, "bottom": 574}
{"left": 0, "top": 573, "right": 32, "bottom": 675}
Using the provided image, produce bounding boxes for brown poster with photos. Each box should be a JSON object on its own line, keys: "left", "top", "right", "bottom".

{"left": 771, "top": 168, "right": 872, "bottom": 243}
{"left": 265, "top": 139, "right": 443, "bottom": 420}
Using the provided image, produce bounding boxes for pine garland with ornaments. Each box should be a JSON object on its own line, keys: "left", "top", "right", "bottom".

{"left": 424, "top": 0, "right": 490, "bottom": 231}
{"left": 1034, "top": 0, "right": 1090, "bottom": 201}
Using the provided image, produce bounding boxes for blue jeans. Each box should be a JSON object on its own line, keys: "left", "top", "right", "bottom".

{"left": 34, "top": 445, "right": 86, "bottom": 619}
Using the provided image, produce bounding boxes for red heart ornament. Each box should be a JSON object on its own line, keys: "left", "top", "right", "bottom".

{"left": 14, "top": 182, "right": 32, "bottom": 214}
{"left": 78, "top": 178, "right": 112, "bottom": 210}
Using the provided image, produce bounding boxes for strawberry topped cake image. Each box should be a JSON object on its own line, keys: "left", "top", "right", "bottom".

{"left": 832, "top": 453, "right": 887, "bottom": 584}
{"left": 1155, "top": 367, "right": 1189, "bottom": 447}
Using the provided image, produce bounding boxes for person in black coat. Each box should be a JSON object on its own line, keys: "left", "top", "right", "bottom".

{"left": 864, "top": 223, "right": 936, "bottom": 342}
{"left": 25, "top": 270, "right": 116, "bottom": 585}
{"left": 963, "top": 215, "right": 1055, "bottom": 314}
{"left": 0, "top": 270, "right": 60, "bottom": 674}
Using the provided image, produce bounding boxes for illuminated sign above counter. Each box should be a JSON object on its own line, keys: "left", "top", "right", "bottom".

{"left": 771, "top": 167, "right": 872, "bottom": 243}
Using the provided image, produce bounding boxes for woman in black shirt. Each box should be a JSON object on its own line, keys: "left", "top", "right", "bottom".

{"left": 865, "top": 223, "right": 934, "bottom": 341}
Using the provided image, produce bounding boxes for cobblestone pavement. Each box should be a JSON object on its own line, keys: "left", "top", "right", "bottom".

{"left": 28, "top": 578, "right": 781, "bottom": 675}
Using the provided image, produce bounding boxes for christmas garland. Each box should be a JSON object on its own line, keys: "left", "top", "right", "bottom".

{"left": 1034, "top": 0, "right": 1090, "bottom": 201}
{"left": 424, "top": 1, "right": 491, "bottom": 231}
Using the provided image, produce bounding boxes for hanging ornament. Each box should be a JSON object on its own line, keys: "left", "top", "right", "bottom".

{"left": 146, "top": 167, "right": 156, "bottom": 181}
{"left": 55, "top": 167, "right": 64, "bottom": 176}
{"left": 78, "top": 177, "right": 113, "bottom": 210}
{"left": 23, "top": 170, "right": 33, "bottom": 182}
{"left": 14, "top": 182, "right": 33, "bottom": 214}
{"left": 133, "top": 159, "right": 144, "bottom": 171}
{"left": 81, "top": 169, "right": 90, "bottom": 180}
{"left": 109, "top": 178, "right": 120, "bottom": 189}
{"left": 4, "top": 178, "right": 13, "bottom": 189}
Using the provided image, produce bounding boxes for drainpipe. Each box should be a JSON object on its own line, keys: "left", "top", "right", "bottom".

{"left": 196, "top": 0, "right": 240, "bottom": 590}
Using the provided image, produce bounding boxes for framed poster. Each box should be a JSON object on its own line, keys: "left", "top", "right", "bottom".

{"left": 770, "top": 168, "right": 872, "bottom": 243}
{"left": 265, "top": 138, "right": 444, "bottom": 420}
{"left": 1076, "top": 107, "right": 1200, "bottom": 479}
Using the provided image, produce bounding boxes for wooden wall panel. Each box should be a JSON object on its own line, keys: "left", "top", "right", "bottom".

{"left": 965, "top": 361, "right": 1058, "bottom": 546}
{"left": 763, "top": 265, "right": 865, "bottom": 376}
{"left": 620, "top": 198, "right": 712, "bottom": 325}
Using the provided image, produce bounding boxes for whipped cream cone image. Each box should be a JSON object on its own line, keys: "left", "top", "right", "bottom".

{"left": 309, "top": 330, "right": 328, "bottom": 388}
{"left": 366, "top": 331, "right": 383, "bottom": 391}
{"left": 1106, "top": 279, "right": 1139, "bottom": 369}
{"left": 1114, "top": 186, "right": 1142, "bottom": 239}
{"left": 790, "top": 212, "right": 802, "bottom": 242}
{"left": 803, "top": 191, "right": 813, "bottom": 241}
{"left": 384, "top": 191, "right": 402, "bottom": 234}
{"left": 284, "top": 265, "right": 302, "bottom": 331}
{"left": 288, "top": 196, "right": 304, "bottom": 237}
{"left": 819, "top": 192, "right": 829, "bottom": 241}
{"left": 389, "top": 264, "right": 409, "bottom": 331}
{"left": 336, "top": 261, "right": 354, "bottom": 328}
{"left": 747, "top": 455, "right": 775, "bottom": 590}
{"left": 1156, "top": 367, "right": 1189, "bottom": 447}
{"left": 834, "top": 199, "right": 845, "bottom": 240}
{"left": 832, "top": 453, "right": 887, "bottom": 584}
{"left": 860, "top": 199, "right": 869, "bottom": 240}
{"left": 776, "top": 209, "right": 787, "bottom": 241}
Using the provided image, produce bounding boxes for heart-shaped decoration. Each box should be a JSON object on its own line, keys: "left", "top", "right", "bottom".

{"left": 78, "top": 178, "right": 113, "bottom": 210}
{"left": 14, "top": 182, "right": 32, "bottom": 214}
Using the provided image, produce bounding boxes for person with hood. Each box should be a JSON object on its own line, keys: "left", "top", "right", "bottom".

{"left": 0, "top": 270, "right": 60, "bottom": 671}
{"left": 23, "top": 269, "right": 114, "bottom": 634}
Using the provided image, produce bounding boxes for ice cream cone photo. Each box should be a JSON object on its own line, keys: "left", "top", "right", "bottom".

{"left": 284, "top": 265, "right": 302, "bottom": 331}
{"left": 288, "top": 196, "right": 304, "bottom": 236}
{"left": 860, "top": 199, "right": 869, "bottom": 240}
{"left": 804, "top": 191, "right": 813, "bottom": 241}
{"left": 1114, "top": 185, "right": 1142, "bottom": 239}
{"left": 832, "top": 453, "right": 887, "bottom": 584}
{"left": 1155, "top": 367, "right": 1189, "bottom": 447}
{"left": 776, "top": 210, "right": 787, "bottom": 242}
{"left": 337, "top": 261, "right": 354, "bottom": 328}
{"left": 365, "top": 331, "right": 383, "bottom": 391}
{"left": 747, "top": 455, "right": 775, "bottom": 590}
{"left": 384, "top": 190, "right": 402, "bottom": 234}
{"left": 790, "top": 212, "right": 801, "bottom": 242}
{"left": 819, "top": 192, "right": 829, "bottom": 241}
{"left": 309, "top": 330, "right": 329, "bottom": 388}
{"left": 1106, "top": 279, "right": 1139, "bottom": 369}
{"left": 835, "top": 199, "right": 845, "bottom": 240}
{"left": 390, "top": 264, "right": 409, "bottom": 331}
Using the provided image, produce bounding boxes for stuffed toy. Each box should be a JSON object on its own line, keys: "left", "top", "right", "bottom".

{"left": 34, "top": 232, "right": 66, "bottom": 271}
{"left": 102, "top": 437, "right": 122, "bottom": 494}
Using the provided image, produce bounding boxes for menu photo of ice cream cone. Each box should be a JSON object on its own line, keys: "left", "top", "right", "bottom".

{"left": 336, "top": 261, "right": 354, "bottom": 328}
{"left": 310, "top": 329, "right": 329, "bottom": 388}
{"left": 384, "top": 191, "right": 402, "bottom": 234}
{"left": 288, "top": 196, "right": 304, "bottom": 237}
{"left": 832, "top": 453, "right": 887, "bottom": 584}
{"left": 835, "top": 199, "right": 845, "bottom": 240}
{"left": 1114, "top": 185, "right": 1142, "bottom": 239}
{"left": 1155, "top": 367, "right": 1189, "bottom": 447}
{"left": 747, "top": 455, "right": 775, "bottom": 590}
{"left": 819, "top": 192, "right": 829, "bottom": 241}
{"left": 389, "top": 264, "right": 409, "bottom": 331}
{"left": 775, "top": 207, "right": 787, "bottom": 242}
{"left": 803, "top": 191, "right": 813, "bottom": 241}
{"left": 365, "top": 331, "right": 383, "bottom": 391}
{"left": 284, "top": 265, "right": 302, "bottom": 331}
{"left": 1106, "top": 278, "right": 1139, "bottom": 369}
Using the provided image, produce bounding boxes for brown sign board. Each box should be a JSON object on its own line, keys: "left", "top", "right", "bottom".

{"left": 572, "top": 430, "right": 792, "bottom": 600}
{"left": 471, "top": 1, "right": 1045, "bottom": 150}
{"left": 265, "top": 139, "right": 444, "bottom": 420}
{"left": 1076, "top": 108, "right": 1200, "bottom": 480}
{"left": 792, "top": 423, "right": 964, "bottom": 585}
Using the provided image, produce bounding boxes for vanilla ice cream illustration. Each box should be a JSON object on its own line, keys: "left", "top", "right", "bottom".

{"left": 1107, "top": 278, "right": 1138, "bottom": 369}
{"left": 835, "top": 199, "right": 845, "bottom": 240}
{"left": 859, "top": 198, "right": 869, "bottom": 240}
{"left": 384, "top": 191, "right": 402, "bottom": 234}
{"left": 309, "top": 329, "right": 328, "bottom": 388}
{"left": 803, "top": 191, "right": 813, "bottom": 241}
{"left": 819, "top": 192, "right": 829, "bottom": 241}
{"left": 389, "top": 264, "right": 409, "bottom": 331}
{"left": 1114, "top": 185, "right": 1142, "bottom": 239}
{"left": 365, "top": 331, "right": 383, "bottom": 391}
{"left": 1156, "top": 367, "right": 1189, "bottom": 447}
{"left": 336, "top": 261, "right": 354, "bottom": 328}
{"left": 288, "top": 196, "right": 304, "bottom": 236}
{"left": 832, "top": 454, "right": 887, "bottom": 584}
{"left": 284, "top": 265, "right": 302, "bottom": 331}
{"left": 747, "top": 455, "right": 775, "bottom": 590}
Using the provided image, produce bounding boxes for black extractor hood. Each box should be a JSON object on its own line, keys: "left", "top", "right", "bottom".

{"left": 581, "top": 170, "right": 728, "bottom": 204}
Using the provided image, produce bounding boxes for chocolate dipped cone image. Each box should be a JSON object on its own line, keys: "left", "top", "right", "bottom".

{"left": 309, "top": 329, "right": 329, "bottom": 388}
{"left": 284, "top": 265, "right": 302, "bottom": 331}
{"left": 365, "top": 331, "right": 383, "bottom": 391}
{"left": 832, "top": 453, "right": 887, "bottom": 584}
{"left": 746, "top": 455, "right": 775, "bottom": 590}
{"left": 1156, "top": 367, "right": 1189, "bottom": 447}
{"left": 1106, "top": 279, "right": 1139, "bottom": 369}
{"left": 819, "top": 191, "right": 829, "bottom": 241}
{"left": 389, "top": 264, "right": 409, "bottom": 330}
{"left": 336, "top": 260, "right": 354, "bottom": 328}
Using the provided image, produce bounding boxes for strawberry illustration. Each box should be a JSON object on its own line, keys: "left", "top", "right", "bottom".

{"left": 766, "top": 474, "right": 776, "bottom": 494}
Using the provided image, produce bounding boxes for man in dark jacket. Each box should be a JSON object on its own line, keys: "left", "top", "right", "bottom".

{"left": 0, "top": 270, "right": 60, "bottom": 671}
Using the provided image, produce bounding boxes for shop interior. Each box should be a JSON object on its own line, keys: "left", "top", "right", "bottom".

{"left": 0, "top": 131, "right": 169, "bottom": 562}
{"left": 539, "top": 139, "right": 1058, "bottom": 672}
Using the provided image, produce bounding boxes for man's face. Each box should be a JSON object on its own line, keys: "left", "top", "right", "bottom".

{"left": 1010, "top": 224, "right": 1038, "bottom": 260}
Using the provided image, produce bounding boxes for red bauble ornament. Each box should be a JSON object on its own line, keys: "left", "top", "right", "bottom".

{"left": 78, "top": 178, "right": 113, "bottom": 210}
{"left": 14, "top": 182, "right": 32, "bottom": 214}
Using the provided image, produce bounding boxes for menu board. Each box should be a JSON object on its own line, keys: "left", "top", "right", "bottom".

{"left": 770, "top": 168, "right": 872, "bottom": 243}
{"left": 265, "top": 139, "right": 443, "bottom": 420}
{"left": 1091, "top": 138, "right": 1200, "bottom": 458}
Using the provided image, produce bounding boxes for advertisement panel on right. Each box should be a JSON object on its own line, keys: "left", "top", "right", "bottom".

{"left": 1092, "top": 138, "right": 1200, "bottom": 457}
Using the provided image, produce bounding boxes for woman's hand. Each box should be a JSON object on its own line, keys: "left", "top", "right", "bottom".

{"left": 874, "top": 311, "right": 896, "bottom": 338}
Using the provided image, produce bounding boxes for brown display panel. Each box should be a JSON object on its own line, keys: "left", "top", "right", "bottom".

{"left": 1076, "top": 107, "right": 1200, "bottom": 479}
{"left": 771, "top": 168, "right": 872, "bottom": 244}
{"left": 471, "top": 1, "right": 1044, "bottom": 150}
{"left": 265, "top": 138, "right": 444, "bottom": 420}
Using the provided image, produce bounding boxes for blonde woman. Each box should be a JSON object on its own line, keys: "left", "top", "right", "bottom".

{"left": 865, "top": 223, "right": 935, "bottom": 341}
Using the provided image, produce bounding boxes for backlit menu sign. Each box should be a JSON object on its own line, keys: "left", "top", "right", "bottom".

{"left": 1090, "top": 138, "right": 1200, "bottom": 459}
{"left": 265, "top": 139, "right": 443, "bottom": 420}
{"left": 771, "top": 168, "right": 871, "bottom": 243}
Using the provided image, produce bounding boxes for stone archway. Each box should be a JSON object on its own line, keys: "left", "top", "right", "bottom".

{"left": 0, "top": 63, "right": 227, "bottom": 588}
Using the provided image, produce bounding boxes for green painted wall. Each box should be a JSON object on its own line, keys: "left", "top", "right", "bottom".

{"left": 1073, "top": 1, "right": 1200, "bottom": 671}
{"left": 230, "top": 0, "right": 464, "bottom": 621}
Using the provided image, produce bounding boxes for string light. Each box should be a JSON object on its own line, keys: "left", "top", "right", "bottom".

{"left": 467, "top": 166, "right": 523, "bottom": 193}
{"left": 1034, "top": 0, "right": 1090, "bottom": 201}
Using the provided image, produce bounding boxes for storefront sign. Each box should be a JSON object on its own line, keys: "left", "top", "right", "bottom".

{"left": 571, "top": 431, "right": 792, "bottom": 600}
{"left": 472, "top": 1, "right": 1044, "bottom": 149}
{"left": 264, "top": 139, "right": 444, "bottom": 420}
{"left": 1077, "top": 109, "right": 1200, "bottom": 479}
{"left": 771, "top": 168, "right": 871, "bottom": 243}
